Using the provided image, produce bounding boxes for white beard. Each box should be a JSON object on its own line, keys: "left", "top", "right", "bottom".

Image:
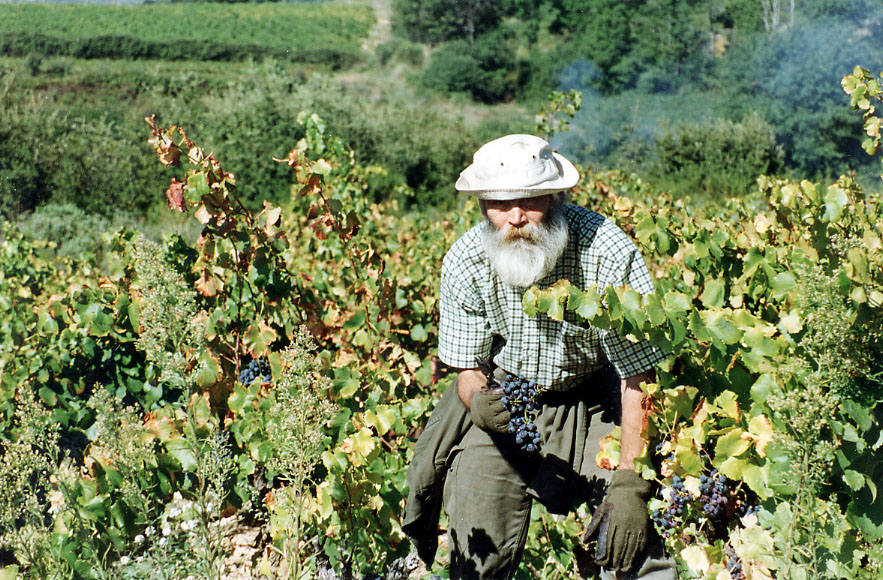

{"left": 481, "top": 207, "right": 569, "bottom": 288}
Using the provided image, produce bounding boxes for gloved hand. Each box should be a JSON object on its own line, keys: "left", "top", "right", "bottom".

{"left": 469, "top": 388, "right": 511, "bottom": 434}
{"left": 581, "top": 469, "right": 654, "bottom": 573}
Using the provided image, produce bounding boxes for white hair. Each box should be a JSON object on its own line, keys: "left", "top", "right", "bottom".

{"left": 481, "top": 204, "right": 569, "bottom": 288}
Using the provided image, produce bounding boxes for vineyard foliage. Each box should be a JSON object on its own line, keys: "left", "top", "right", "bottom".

{"left": 0, "top": 3, "right": 372, "bottom": 67}
{"left": 1, "top": 72, "right": 882, "bottom": 579}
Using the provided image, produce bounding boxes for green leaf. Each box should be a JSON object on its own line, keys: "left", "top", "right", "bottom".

{"left": 822, "top": 185, "right": 848, "bottom": 222}
{"left": 664, "top": 386, "right": 699, "bottom": 421}
{"left": 700, "top": 279, "right": 725, "bottom": 309}
{"left": 343, "top": 309, "right": 366, "bottom": 330}
{"left": 195, "top": 349, "right": 220, "bottom": 389}
{"left": 364, "top": 405, "right": 397, "bottom": 435}
{"left": 770, "top": 272, "right": 796, "bottom": 299}
{"left": 674, "top": 441, "right": 705, "bottom": 475}
{"left": 689, "top": 309, "right": 712, "bottom": 343}
{"left": 522, "top": 286, "right": 540, "bottom": 317}
{"left": 843, "top": 469, "right": 865, "bottom": 492}
{"left": 715, "top": 455, "right": 747, "bottom": 481}
{"left": 567, "top": 284, "right": 602, "bottom": 322}
{"left": 338, "top": 378, "right": 360, "bottom": 398}
{"left": 165, "top": 438, "right": 198, "bottom": 471}
{"left": 81, "top": 495, "right": 107, "bottom": 520}
{"left": 714, "top": 428, "right": 752, "bottom": 458}
{"left": 644, "top": 293, "right": 667, "bottom": 327}
{"left": 663, "top": 291, "right": 691, "bottom": 315}
{"left": 750, "top": 374, "right": 776, "bottom": 403}
{"left": 186, "top": 172, "right": 210, "bottom": 200}
{"left": 703, "top": 310, "right": 742, "bottom": 345}
{"left": 410, "top": 324, "right": 428, "bottom": 342}
{"left": 714, "top": 391, "right": 741, "bottom": 420}
{"left": 741, "top": 463, "right": 772, "bottom": 499}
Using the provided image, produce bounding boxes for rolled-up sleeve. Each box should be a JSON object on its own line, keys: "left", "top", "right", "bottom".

{"left": 438, "top": 250, "right": 493, "bottom": 369}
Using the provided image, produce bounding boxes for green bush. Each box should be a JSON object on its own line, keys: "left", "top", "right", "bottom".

{"left": 647, "top": 113, "right": 784, "bottom": 198}
{"left": 375, "top": 38, "right": 424, "bottom": 67}
{"left": 0, "top": 90, "right": 174, "bottom": 220}
{"left": 421, "top": 29, "right": 528, "bottom": 103}
{"left": 16, "top": 203, "right": 113, "bottom": 265}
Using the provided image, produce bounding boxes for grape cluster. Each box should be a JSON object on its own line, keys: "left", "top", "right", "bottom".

{"left": 652, "top": 475, "right": 690, "bottom": 535}
{"left": 238, "top": 358, "right": 272, "bottom": 385}
{"left": 500, "top": 374, "right": 541, "bottom": 453}
{"left": 725, "top": 545, "right": 746, "bottom": 580}
{"left": 699, "top": 470, "right": 729, "bottom": 518}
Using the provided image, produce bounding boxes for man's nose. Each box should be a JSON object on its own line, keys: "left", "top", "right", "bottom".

{"left": 507, "top": 205, "right": 528, "bottom": 227}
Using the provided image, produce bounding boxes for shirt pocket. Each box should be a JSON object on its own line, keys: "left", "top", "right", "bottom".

{"left": 558, "top": 320, "right": 602, "bottom": 373}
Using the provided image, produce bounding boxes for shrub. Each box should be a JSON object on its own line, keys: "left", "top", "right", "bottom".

{"left": 421, "top": 29, "right": 527, "bottom": 103}
{"left": 647, "top": 113, "right": 784, "bottom": 198}
{"left": 375, "top": 38, "right": 424, "bottom": 67}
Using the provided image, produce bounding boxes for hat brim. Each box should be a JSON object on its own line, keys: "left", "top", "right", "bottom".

{"left": 455, "top": 151, "right": 579, "bottom": 199}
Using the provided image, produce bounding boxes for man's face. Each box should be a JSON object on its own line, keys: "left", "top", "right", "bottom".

{"left": 480, "top": 194, "right": 568, "bottom": 288}
{"left": 484, "top": 195, "right": 556, "bottom": 235}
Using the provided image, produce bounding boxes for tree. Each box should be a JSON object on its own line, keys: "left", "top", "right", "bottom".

{"left": 392, "top": 0, "right": 501, "bottom": 44}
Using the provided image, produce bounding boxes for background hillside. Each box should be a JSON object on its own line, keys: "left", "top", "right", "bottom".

{"left": 2, "top": 0, "right": 882, "bottom": 227}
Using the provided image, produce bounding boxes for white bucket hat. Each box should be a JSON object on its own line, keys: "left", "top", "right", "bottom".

{"left": 455, "top": 134, "right": 579, "bottom": 200}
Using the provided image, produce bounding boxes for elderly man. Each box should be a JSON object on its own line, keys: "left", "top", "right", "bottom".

{"left": 403, "top": 135, "right": 676, "bottom": 580}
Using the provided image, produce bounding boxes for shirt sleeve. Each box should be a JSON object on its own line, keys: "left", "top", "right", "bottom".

{"left": 437, "top": 248, "right": 493, "bottom": 369}
{"left": 597, "top": 228, "right": 668, "bottom": 378}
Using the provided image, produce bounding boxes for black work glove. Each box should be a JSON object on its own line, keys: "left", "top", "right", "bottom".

{"left": 469, "top": 388, "right": 511, "bottom": 434}
{"left": 581, "top": 469, "right": 654, "bottom": 573}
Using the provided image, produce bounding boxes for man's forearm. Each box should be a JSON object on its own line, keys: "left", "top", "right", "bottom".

{"left": 457, "top": 368, "right": 487, "bottom": 410}
{"left": 619, "top": 371, "right": 653, "bottom": 471}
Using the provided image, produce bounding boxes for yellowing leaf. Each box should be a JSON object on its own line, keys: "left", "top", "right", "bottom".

{"left": 194, "top": 204, "right": 212, "bottom": 224}
{"left": 340, "top": 428, "right": 376, "bottom": 467}
{"left": 316, "top": 481, "right": 334, "bottom": 519}
{"left": 680, "top": 545, "right": 711, "bottom": 575}
{"left": 596, "top": 426, "right": 621, "bottom": 471}
{"left": 748, "top": 415, "right": 774, "bottom": 457}
{"left": 684, "top": 475, "right": 702, "bottom": 498}
{"left": 313, "top": 159, "right": 333, "bottom": 175}
{"left": 778, "top": 310, "right": 803, "bottom": 334}
{"left": 753, "top": 214, "right": 772, "bottom": 234}
{"left": 364, "top": 406, "right": 397, "bottom": 435}
{"left": 713, "top": 391, "right": 741, "bottom": 420}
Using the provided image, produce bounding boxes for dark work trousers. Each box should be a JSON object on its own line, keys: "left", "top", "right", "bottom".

{"left": 440, "top": 371, "right": 678, "bottom": 580}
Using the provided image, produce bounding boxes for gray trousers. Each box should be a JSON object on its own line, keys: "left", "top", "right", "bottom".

{"left": 441, "top": 377, "right": 678, "bottom": 580}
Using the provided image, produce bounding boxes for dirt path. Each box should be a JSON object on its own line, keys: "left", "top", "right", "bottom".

{"left": 363, "top": 0, "right": 392, "bottom": 53}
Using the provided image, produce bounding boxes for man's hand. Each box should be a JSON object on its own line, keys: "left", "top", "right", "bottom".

{"left": 456, "top": 368, "right": 511, "bottom": 434}
{"left": 469, "top": 387, "right": 511, "bottom": 434}
{"left": 581, "top": 469, "right": 653, "bottom": 573}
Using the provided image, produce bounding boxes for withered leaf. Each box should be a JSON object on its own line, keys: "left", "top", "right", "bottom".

{"left": 166, "top": 179, "right": 187, "bottom": 212}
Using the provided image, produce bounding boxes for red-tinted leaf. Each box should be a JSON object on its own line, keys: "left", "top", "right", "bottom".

{"left": 165, "top": 179, "right": 187, "bottom": 212}
{"left": 195, "top": 269, "right": 220, "bottom": 297}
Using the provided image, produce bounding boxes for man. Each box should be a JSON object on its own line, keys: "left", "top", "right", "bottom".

{"left": 403, "top": 135, "right": 676, "bottom": 580}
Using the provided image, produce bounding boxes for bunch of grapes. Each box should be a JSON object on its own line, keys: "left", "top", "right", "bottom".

{"left": 652, "top": 465, "right": 762, "bottom": 545}
{"left": 500, "top": 374, "right": 541, "bottom": 453}
{"left": 652, "top": 475, "right": 690, "bottom": 536}
{"left": 699, "top": 470, "right": 729, "bottom": 518}
{"left": 473, "top": 358, "right": 543, "bottom": 453}
{"left": 238, "top": 358, "right": 272, "bottom": 385}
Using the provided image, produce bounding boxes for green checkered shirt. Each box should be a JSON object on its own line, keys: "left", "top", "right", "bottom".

{"left": 438, "top": 204, "right": 666, "bottom": 391}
